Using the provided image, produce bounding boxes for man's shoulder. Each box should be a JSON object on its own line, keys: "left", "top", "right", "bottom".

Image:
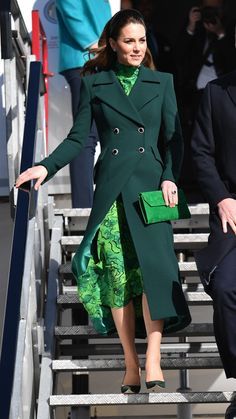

{"left": 209, "top": 70, "right": 236, "bottom": 90}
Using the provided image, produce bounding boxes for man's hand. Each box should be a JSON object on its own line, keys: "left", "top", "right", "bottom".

{"left": 203, "top": 17, "right": 225, "bottom": 37}
{"left": 187, "top": 7, "right": 201, "bottom": 33}
{"left": 217, "top": 198, "right": 236, "bottom": 234}
{"left": 161, "top": 180, "right": 178, "bottom": 208}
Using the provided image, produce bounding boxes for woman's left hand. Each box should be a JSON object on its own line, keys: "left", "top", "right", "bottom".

{"left": 161, "top": 180, "right": 178, "bottom": 208}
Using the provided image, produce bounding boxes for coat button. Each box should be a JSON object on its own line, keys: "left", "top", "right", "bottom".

{"left": 113, "top": 128, "right": 120, "bottom": 134}
{"left": 138, "top": 127, "right": 145, "bottom": 134}
{"left": 138, "top": 147, "right": 145, "bottom": 153}
{"left": 112, "top": 148, "right": 119, "bottom": 155}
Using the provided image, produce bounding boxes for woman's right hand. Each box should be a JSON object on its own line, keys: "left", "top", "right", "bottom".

{"left": 15, "top": 165, "right": 48, "bottom": 191}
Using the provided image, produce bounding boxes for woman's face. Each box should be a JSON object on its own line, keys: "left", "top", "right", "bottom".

{"left": 109, "top": 22, "right": 147, "bottom": 67}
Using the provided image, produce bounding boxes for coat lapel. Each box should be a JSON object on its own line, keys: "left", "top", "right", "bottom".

{"left": 92, "top": 66, "right": 161, "bottom": 125}
{"left": 129, "top": 65, "right": 160, "bottom": 110}
{"left": 92, "top": 69, "right": 144, "bottom": 125}
{"left": 225, "top": 71, "right": 236, "bottom": 107}
{"left": 227, "top": 85, "right": 236, "bottom": 107}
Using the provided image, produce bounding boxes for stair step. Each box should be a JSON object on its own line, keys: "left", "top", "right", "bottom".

{"left": 52, "top": 357, "right": 222, "bottom": 372}
{"left": 61, "top": 283, "right": 206, "bottom": 294}
{"left": 54, "top": 204, "right": 209, "bottom": 218}
{"left": 59, "top": 342, "right": 218, "bottom": 356}
{"left": 174, "top": 233, "right": 209, "bottom": 249}
{"left": 59, "top": 261, "right": 200, "bottom": 278}
{"left": 57, "top": 289, "right": 211, "bottom": 308}
{"left": 55, "top": 323, "right": 214, "bottom": 339}
{"left": 50, "top": 391, "right": 233, "bottom": 407}
{"left": 61, "top": 234, "right": 209, "bottom": 251}
{"left": 55, "top": 205, "right": 209, "bottom": 231}
{"left": 55, "top": 208, "right": 92, "bottom": 217}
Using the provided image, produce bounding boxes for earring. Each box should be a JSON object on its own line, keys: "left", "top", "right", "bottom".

{"left": 113, "top": 49, "right": 116, "bottom": 52}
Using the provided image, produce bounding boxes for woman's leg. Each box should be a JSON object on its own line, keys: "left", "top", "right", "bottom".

{"left": 142, "top": 293, "right": 164, "bottom": 382}
{"left": 111, "top": 300, "right": 140, "bottom": 385}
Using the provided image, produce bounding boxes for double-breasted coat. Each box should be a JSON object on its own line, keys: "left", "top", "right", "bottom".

{"left": 40, "top": 65, "right": 191, "bottom": 335}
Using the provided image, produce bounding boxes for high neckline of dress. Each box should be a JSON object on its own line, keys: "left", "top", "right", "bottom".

{"left": 115, "top": 62, "right": 140, "bottom": 77}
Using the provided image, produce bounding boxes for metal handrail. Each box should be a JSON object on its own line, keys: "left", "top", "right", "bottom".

{"left": 0, "top": 61, "right": 42, "bottom": 419}
{"left": 0, "top": 0, "right": 13, "bottom": 59}
{"left": 0, "top": 0, "right": 31, "bottom": 60}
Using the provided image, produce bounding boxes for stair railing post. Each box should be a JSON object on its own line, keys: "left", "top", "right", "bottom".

{"left": 177, "top": 339, "right": 193, "bottom": 419}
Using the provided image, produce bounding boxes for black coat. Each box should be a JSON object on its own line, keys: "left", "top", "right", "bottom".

{"left": 175, "top": 24, "right": 236, "bottom": 97}
{"left": 191, "top": 71, "right": 236, "bottom": 290}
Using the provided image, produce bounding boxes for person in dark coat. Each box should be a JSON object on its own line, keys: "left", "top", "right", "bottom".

{"left": 175, "top": 0, "right": 236, "bottom": 199}
{"left": 192, "top": 71, "right": 236, "bottom": 419}
{"left": 16, "top": 9, "right": 191, "bottom": 393}
{"left": 136, "top": 0, "right": 176, "bottom": 74}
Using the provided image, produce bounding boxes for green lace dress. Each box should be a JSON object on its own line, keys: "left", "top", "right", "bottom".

{"left": 78, "top": 64, "right": 145, "bottom": 336}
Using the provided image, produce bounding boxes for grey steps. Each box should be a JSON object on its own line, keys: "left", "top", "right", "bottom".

{"left": 55, "top": 323, "right": 214, "bottom": 339}
{"left": 59, "top": 261, "right": 200, "bottom": 278}
{"left": 60, "top": 233, "right": 209, "bottom": 252}
{"left": 57, "top": 287, "right": 211, "bottom": 308}
{"left": 55, "top": 208, "right": 92, "bottom": 217}
{"left": 50, "top": 391, "right": 234, "bottom": 407}
{"left": 59, "top": 342, "right": 218, "bottom": 357}
{"left": 61, "top": 283, "right": 207, "bottom": 294}
{"left": 174, "top": 233, "right": 208, "bottom": 249}
{"left": 54, "top": 204, "right": 209, "bottom": 217}
{"left": 52, "top": 357, "right": 222, "bottom": 372}
{"left": 55, "top": 204, "right": 210, "bottom": 232}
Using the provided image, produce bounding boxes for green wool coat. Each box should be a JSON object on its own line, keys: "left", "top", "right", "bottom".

{"left": 40, "top": 65, "right": 191, "bottom": 335}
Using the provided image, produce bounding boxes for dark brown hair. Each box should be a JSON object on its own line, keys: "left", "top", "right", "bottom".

{"left": 82, "top": 9, "right": 155, "bottom": 75}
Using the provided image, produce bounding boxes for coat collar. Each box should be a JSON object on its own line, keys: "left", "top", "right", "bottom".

{"left": 92, "top": 65, "right": 161, "bottom": 125}
{"left": 218, "top": 71, "right": 236, "bottom": 107}
{"left": 227, "top": 84, "right": 236, "bottom": 108}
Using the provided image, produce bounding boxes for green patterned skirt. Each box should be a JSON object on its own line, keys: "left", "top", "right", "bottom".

{"left": 77, "top": 197, "right": 145, "bottom": 336}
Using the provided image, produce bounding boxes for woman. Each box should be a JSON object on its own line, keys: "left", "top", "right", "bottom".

{"left": 16, "top": 9, "right": 191, "bottom": 393}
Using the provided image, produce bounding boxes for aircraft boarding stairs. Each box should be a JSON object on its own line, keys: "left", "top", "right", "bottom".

{"left": 37, "top": 202, "right": 235, "bottom": 419}
{"left": 1, "top": 9, "right": 234, "bottom": 417}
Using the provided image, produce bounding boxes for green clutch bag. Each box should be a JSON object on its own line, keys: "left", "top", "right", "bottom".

{"left": 139, "top": 189, "right": 191, "bottom": 224}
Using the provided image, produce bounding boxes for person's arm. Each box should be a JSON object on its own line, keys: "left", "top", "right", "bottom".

{"left": 56, "top": 0, "right": 99, "bottom": 50}
{"left": 160, "top": 74, "right": 184, "bottom": 207}
{"left": 192, "top": 83, "right": 236, "bottom": 234}
{"left": 175, "top": 7, "right": 201, "bottom": 63}
{"left": 160, "top": 74, "right": 184, "bottom": 184}
{"left": 191, "top": 83, "right": 231, "bottom": 208}
{"left": 16, "top": 78, "right": 93, "bottom": 190}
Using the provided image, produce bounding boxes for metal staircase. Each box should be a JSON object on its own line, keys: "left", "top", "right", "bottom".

{"left": 37, "top": 203, "right": 236, "bottom": 419}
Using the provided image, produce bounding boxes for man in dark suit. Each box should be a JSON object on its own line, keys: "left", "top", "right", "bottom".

{"left": 192, "top": 71, "right": 236, "bottom": 418}
{"left": 175, "top": 0, "right": 236, "bottom": 199}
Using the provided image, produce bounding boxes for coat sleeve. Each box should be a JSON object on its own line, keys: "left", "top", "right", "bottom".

{"left": 160, "top": 74, "right": 184, "bottom": 184}
{"left": 191, "top": 83, "right": 231, "bottom": 207}
{"left": 56, "top": 0, "right": 99, "bottom": 50}
{"left": 39, "top": 78, "right": 92, "bottom": 182}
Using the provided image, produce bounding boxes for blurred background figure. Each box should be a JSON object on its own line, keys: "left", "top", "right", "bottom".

{"left": 135, "top": 0, "right": 175, "bottom": 74}
{"left": 56, "top": 0, "right": 111, "bottom": 208}
{"left": 121, "top": 0, "right": 134, "bottom": 9}
{"left": 175, "top": 0, "right": 236, "bottom": 200}
{"left": 121, "top": 0, "right": 175, "bottom": 74}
